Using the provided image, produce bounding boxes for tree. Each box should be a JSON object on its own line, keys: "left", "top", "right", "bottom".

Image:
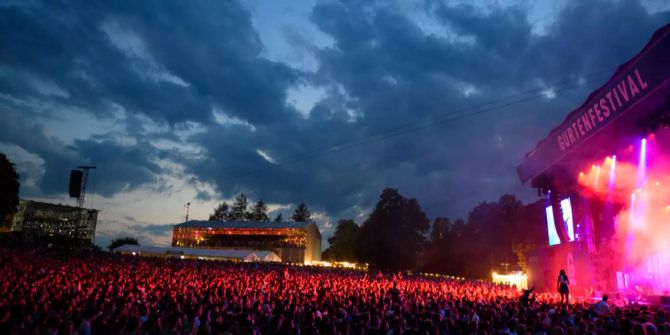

{"left": 290, "top": 203, "right": 312, "bottom": 222}
{"left": 250, "top": 199, "right": 269, "bottom": 221}
{"left": 322, "top": 247, "right": 334, "bottom": 261}
{"left": 430, "top": 217, "right": 450, "bottom": 244}
{"left": 209, "top": 202, "right": 230, "bottom": 221}
{"left": 355, "top": 188, "right": 429, "bottom": 271}
{"left": 273, "top": 213, "right": 283, "bottom": 222}
{"left": 444, "top": 218, "right": 467, "bottom": 275}
{"left": 229, "top": 193, "right": 249, "bottom": 221}
{"left": 326, "top": 219, "right": 360, "bottom": 262}
{"left": 421, "top": 217, "right": 451, "bottom": 273}
{"left": 512, "top": 242, "right": 536, "bottom": 273}
{"left": 513, "top": 199, "right": 551, "bottom": 273}
{"left": 107, "top": 237, "right": 139, "bottom": 251}
{"left": 454, "top": 194, "right": 533, "bottom": 278}
{"left": 0, "top": 153, "right": 20, "bottom": 227}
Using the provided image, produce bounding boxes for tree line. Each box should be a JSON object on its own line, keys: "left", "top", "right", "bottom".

{"left": 324, "top": 188, "right": 546, "bottom": 278}
{"left": 208, "top": 193, "right": 313, "bottom": 223}
{"left": 0, "top": 153, "right": 20, "bottom": 228}
{"left": 0, "top": 152, "right": 549, "bottom": 278}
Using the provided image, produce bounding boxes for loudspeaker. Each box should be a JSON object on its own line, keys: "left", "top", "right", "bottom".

{"left": 69, "top": 170, "right": 82, "bottom": 198}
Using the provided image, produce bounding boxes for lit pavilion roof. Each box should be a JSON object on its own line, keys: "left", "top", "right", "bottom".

{"left": 174, "top": 220, "right": 314, "bottom": 230}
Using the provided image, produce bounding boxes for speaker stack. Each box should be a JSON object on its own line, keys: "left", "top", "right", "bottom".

{"left": 69, "top": 170, "right": 82, "bottom": 198}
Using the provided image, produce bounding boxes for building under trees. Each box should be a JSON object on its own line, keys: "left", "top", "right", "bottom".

{"left": 9, "top": 200, "right": 99, "bottom": 242}
{"left": 172, "top": 220, "right": 322, "bottom": 263}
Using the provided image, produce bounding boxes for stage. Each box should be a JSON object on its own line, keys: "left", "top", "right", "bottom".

{"left": 518, "top": 23, "right": 670, "bottom": 298}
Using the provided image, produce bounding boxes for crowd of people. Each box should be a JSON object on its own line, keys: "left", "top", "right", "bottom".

{"left": 0, "top": 243, "right": 669, "bottom": 335}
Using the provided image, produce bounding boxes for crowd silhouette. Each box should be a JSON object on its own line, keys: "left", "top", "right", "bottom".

{"left": 0, "top": 243, "right": 669, "bottom": 335}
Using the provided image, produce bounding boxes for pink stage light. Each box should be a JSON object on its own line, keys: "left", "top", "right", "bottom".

{"left": 629, "top": 193, "right": 636, "bottom": 225}
{"left": 576, "top": 130, "right": 670, "bottom": 294}
{"left": 638, "top": 138, "right": 647, "bottom": 187}
{"left": 609, "top": 155, "right": 616, "bottom": 188}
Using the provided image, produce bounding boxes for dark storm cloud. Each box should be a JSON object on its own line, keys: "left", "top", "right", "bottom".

{"left": 2, "top": 0, "right": 670, "bottom": 238}
{"left": 0, "top": 1, "right": 298, "bottom": 126}
{"left": 70, "top": 139, "right": 163, "bottom": 197}
{"left": 230, "top": 0, "right": 669, "bottom": 220}
{"left": 0, "top": 106, "right": 166, "bottom": 196}
{"left": 0, "top": 0, "right": 299, "bottom": 197}
{"left": 522, "top": 0, "right": 670, "bottom": 83}
{"left": 96, "top": 218, "right": 175, "bottom": 247}
{"left": 436, "top": 4, "right": 531, "bottom": 58}
{"left": 0, "top": 108, "right": 78, "bottom": 196}
{"left": 103, "top": 1, "right": 300, "bottom": 125}
{"left": 168, "top": 0, "right": 670, "bottom": 227}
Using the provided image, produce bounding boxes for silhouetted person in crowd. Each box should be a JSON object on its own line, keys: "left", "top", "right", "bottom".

{"left": 519, "top": 287, "right": 536, "bottom": 308}
{"left": 558, "top": 269, "right": 570, "bottom": 305}
{"left": 79, "top": 309, "right": 96, "bottom": 335}
{"left": 593, "top": 294, "right": 610, "bottom": 315}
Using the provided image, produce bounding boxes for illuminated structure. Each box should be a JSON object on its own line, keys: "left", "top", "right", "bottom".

{"left": 492, "top": 271, "right": 528, "bottom": 290}
{"left": 10, "top": 200, "right": 98, "bottom": 242}
{"left": 112, "top": 245, "right": 282, "bottom": 262}
{"left": 518, "top": 23, "right": 670, "bottom": 296}
{"left": 172, "top": 220, "right": 322, "bottom": 263}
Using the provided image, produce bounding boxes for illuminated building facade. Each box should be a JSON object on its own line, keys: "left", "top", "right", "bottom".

{"left": 10, "top": 200, "right": 98, "bottom": 242}
{"left": 172, "top": 221, "right": 322, "bottom": 263}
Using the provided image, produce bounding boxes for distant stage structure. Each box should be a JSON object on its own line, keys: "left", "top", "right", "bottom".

{"left": 9, "top": 200, "right": 98, "bottom": 242}
{"left": 172, "top": 220, "right": 322, "bottom": 264}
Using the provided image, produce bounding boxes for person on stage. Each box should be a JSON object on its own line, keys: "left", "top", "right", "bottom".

{"left": 557, "top": 269, "right": 570, "bottom": 305}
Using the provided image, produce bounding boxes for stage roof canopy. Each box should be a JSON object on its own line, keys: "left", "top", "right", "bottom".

{"left": 517, "top": 23, "right": 670, "bottom": 189}
{"left": 174, "top": 220, "right": 314, "bottom": 230}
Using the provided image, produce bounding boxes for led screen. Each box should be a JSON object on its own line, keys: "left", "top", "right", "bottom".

{"left": 560, "top": 198, "right": 575, "bottom": 242}
{"left": 546, "top": 197, "right": 575, "bottom": 246}
{"left": 546, "top": 205, "right": 561, "bottom": 246}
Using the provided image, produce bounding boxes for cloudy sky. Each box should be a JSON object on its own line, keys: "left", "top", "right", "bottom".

{"left": 1, "top": 0, "right": 669, "bottom": 248}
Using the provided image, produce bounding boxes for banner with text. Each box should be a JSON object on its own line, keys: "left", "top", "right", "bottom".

{"left": 518, "top": 24, "right": 670, "bottom": 183}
